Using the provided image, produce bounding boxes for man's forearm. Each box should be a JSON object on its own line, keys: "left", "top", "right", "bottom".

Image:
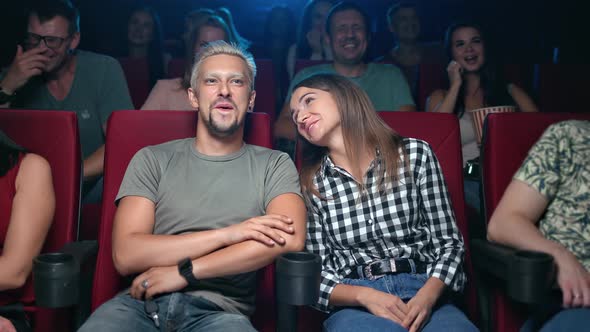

{"left": 191, "top": 234, "right": 303, "bottom": 279}
{"left": 188, "top": 193, "right": 307, "bottom": 279}
{"left": 83, "top": 145, "right": 105, "bottom": 178}
{"left": 113, "top": 229, "right": 231, "bottom": 276}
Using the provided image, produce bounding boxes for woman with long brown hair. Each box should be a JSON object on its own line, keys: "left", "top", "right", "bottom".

{"left": 291, "top": 73, "right": 476, "bottom": 331}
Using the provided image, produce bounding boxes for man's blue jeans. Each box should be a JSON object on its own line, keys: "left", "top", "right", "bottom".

{"left": 78, "top": 292, "right": 256, "bottom": 332}
{"left": 323, "top": 273, "right": 478, "bottom": 332}
{"left": 521, "top": 308, "right": 590, "bottom": 332}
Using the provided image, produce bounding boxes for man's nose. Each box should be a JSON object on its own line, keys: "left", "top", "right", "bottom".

{"left": 218, "top": 82, "right": 230, "bottom": 96}
{"left": 37, "top": 40, "right": 50, "bottom": 51}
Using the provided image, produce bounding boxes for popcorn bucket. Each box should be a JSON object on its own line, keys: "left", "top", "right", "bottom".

{"left": 469, "top": 106, "right": 516, "bottom": 144}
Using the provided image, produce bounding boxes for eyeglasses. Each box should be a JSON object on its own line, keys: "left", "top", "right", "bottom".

{"left": 24, "top": 32, "right": 70, "bottom": 49}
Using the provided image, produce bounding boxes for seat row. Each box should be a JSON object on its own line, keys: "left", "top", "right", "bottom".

{"left": 119, "top": 57, "right": 590, "bottom": 117}
{"left": 1, "top": 109, "right": 589, "bottom": 332}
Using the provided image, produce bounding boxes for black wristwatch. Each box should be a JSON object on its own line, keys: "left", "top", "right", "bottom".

{"left": 177, "top": 257, "right": 199, "bottom": 286}
{"left": 0, "top": 86, "right": 16, "bottom": 104}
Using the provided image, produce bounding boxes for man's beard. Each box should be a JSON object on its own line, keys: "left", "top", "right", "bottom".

{"left": 41, "top": 54, "right": 71, "bottom": 80}
{"left": 204, "top": 110, "right": 243, "bottom": 137}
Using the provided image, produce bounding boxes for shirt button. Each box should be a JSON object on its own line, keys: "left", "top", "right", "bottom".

{"left": 367, "top": 219, "right": 373, "bottom": 224}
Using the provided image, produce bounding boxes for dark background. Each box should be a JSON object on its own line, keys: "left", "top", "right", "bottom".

{"left": 0, "top": 0, "right": 586, "bottom": 66}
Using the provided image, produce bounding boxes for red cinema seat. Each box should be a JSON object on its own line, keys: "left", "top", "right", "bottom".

{"left": 89, "top": 111, "right": 278, "bottom": 331}
{"left": 253, "top": 59, "right": 276, "bottom": 123}
{"left": 0, "top": 110, "right": 81, "bottom": 332}
{"left": 476, "top": 112, "right": 590, "bottom": 332}
{"left": 166, "top": 58, "right": 185, "bottom": 79}
{"left": 417, "top": 63, "right": 446, "bottom": 112}
{"left": 118, "top": 57, "right": 152, "bottom": 109}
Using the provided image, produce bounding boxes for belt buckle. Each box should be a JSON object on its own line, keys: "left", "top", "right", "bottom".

{"left": 364, "top": 260, "right": 386, "bottom": 280}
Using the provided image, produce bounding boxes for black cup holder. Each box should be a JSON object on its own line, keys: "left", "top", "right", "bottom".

{"left": 508, "top": 250, "right": 555, "bottom": 304}
{"left": 33, "top": 253, "right": 80, "bottom": 308}
{"left": 276, "top": 252, "right": 321, "bottom": 306}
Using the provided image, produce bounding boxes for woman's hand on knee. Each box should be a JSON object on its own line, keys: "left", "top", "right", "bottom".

{"left": 357, "top": 288, "right": 409, "bottom": 326}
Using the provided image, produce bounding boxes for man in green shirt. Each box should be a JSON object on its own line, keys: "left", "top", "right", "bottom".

{"left": 274, "top": 2, "right": 415, "bottom": 142}
{"left": 0, "top": 0, "right": 132, "bottom": 200}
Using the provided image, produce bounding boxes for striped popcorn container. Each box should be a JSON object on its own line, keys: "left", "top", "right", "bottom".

{"left": 469, "top": 106, "right": 516, "bottom": 144}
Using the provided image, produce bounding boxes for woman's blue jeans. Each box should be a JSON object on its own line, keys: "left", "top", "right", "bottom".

{"left": 323, "top": 273, "right": 478, "bottom": 332}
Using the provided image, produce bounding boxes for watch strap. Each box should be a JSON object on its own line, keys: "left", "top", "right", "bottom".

{"left": 178, "top": 257, "right": 199, "bottom": 286}
{"left": 0, "top": 86, "right": 16, "bottom": 104}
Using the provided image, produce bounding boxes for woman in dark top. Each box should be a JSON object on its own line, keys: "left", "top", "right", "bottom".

{"left": 123, "top": 7, "right": 167, "bottom": 88}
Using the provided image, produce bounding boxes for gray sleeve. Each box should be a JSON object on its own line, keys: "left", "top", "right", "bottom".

{"left": 97, "top": 57, "right": 134, "bottom": 125}
{"left": 116, "top": 147, "right": 162, "bottom": 205}
{"left": 263, "top": 151, "right": 302, "bottom": 208}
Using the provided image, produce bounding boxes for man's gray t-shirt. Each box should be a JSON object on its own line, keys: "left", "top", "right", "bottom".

{"left": 116, "top": 138, "right": 302, "bottom": 316}
{"left": 8, "top": 50, "right": 133, "bottom": 158}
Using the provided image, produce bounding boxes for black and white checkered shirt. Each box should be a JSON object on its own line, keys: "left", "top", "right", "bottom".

{"left": 305, "top": 138, "right": 466, "bottom": 312}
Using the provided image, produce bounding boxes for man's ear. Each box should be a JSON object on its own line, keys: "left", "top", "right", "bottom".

{"left": 188, "top": 88, "right": 199, "bottom": 110}
{"left": 69, "top": 31, "right": 80, "bottom": 51}
{"left": 248, "top": 90, "right": 256, "bottom": 112}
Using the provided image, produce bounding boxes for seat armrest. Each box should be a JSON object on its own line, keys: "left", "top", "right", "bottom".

{"left": 275, "top": 252, "right": 321, "bottom": 332}
{"left": 472, "top": 239, "right": 556, "bottom": 304}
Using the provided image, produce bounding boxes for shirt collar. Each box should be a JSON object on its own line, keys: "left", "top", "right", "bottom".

{"left": 319, "top": 147, "right": 381, "bottom": 179}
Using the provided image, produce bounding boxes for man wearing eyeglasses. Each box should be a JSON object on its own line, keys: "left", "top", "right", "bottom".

{"left": 0, "top": 0, "right": 132, "bottom": 202}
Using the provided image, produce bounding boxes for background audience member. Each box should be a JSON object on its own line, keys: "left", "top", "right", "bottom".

{"left": 487, "top": 120, "right": 590, "bottom": 332}
{"left": 375, "top": 1, "right": 444, "bottom": 98}
{"left": 251, "top": 6, "right": 296, "bottom": 114}
{"left": 182, "top": 8, "right": 216, "bottom": 56}
{"left": 0, "top": 0, "right": 132, "bottom": 203}
{"left": 216, "top": 7, "right": 251, "bottom": 50}
{"left": 426, "top": 22, "right": 538, "bottom": 211}
{"left": 286, "top": 0, "right": 335, "bottom": 79}
{"left": 122, "top": 6, "right": 168, "bottom": 88}
{"left": 0, "top": 130, "right": 55, "bottom": 332}
{"left": 141, "top": 15, "right": 231, "bottom": 110}
{"left": 275, "top": 2, "right": 415, "bottom": 143}
{"left": 292, "top": 73, "right": 476, "bottom": 332}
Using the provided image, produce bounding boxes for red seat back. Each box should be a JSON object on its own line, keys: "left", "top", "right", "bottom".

{"left": 481, "top": 112, "right": 590, "bottom": 332}
{"left": 417, "top": 63, "right": 446, "bottom": 111}
{"left": 0, "top": 109, "right": 81, "bottom": 332}
{"left": 295, "top": 112, "right": 479, "bottom": 330}
{"left": 90, "top": 111, "right": 276, "bottom": 330}
{"left": 252, "top": 59, "right": 276, "bottom": 123}
{"left": 166, "top": 58, "right": 186, "bottom": 79}
{"left": 118, "top": 57, "right": 152, "bottom": 109}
